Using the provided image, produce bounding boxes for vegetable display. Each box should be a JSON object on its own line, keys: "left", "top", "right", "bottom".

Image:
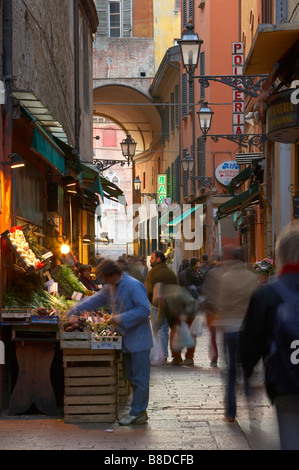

{"left": 93, "top": 313, "right": 121, "bottom": 340}
{"left": 7, "top": 226, "right": 44, "bottom": 270}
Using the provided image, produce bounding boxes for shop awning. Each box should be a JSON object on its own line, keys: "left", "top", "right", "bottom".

{"left": 31, "top": 125, "right": 66, "bottom": 175}
{"left": 53, "top": 136, "right": 84, "bottom": 176}
{"left": 13, "top": 90, "right": 69, "bottom": 143}
{"left": 217, "top": 183, "right": 260, "bottom": 220}
{"left": 167, "top": 205, "right": 202, "bottom": 227}
{"left": 100, "top": 175, "right": 126, "bottom": 205}
{"left": 227, "top": 165, "right": 252, "bottom": 195}
{"left": 243, "top": 23, "right": 299, "bottom": 75}
{"left": 19, "top": 105, "right": 66, "bottom": 175}
{"left": 81, "top": 162, "right": 105, "bottom": 201}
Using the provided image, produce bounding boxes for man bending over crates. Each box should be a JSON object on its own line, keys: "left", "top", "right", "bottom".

{"left": 67, "top": 258, "right": 152, "bottom": 426}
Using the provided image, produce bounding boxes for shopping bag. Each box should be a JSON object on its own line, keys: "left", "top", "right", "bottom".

{"left": 190, "top": 315, "right": 203, "bottom": 338}
{"left": 172, "top": 321, "right": 196, "bottom": 352}
{"left": 150, "top": 332, "right": 165, "bottom": 365}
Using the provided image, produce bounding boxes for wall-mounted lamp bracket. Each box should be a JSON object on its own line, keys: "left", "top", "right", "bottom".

{"left": 208, "top": 134, "right": 266, "bottom": 151}
{"left": 93, "top": 159, "right": 131, "bottom": 172}
{"left": 196, "top": 75, "right": 268, "bottom": 98}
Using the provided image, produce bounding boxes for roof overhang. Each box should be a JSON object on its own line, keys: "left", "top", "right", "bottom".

{"left": 13, "top": 90, "right": 69, "bottom": 143}
{"left": 243, "top": 23, "right": 299, "bottom": 76}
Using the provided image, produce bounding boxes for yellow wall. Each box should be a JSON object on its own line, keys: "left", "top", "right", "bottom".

{"left": 153, "top": 1, "right": 181, "bottom": 72}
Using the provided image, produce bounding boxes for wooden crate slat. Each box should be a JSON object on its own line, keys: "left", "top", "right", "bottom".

{"left": 61, "top": 340, "right": 91, "bottom": 349}
{"left": 65, "top": 376, "right": 116, "bottom": 386}
{"left": 64, "top": 414, "right": 116, "bottom": 423}
{"left": 63, "top": 354, "right": 114, "bottom": 363}
{"left": 64, "top": 366, "right": 116, "bottom": 377}
{"left": 63, "top": 348, "right": 115, "bottom": 356}
{"left": 64, "top": 404, "right": 116, "bottom": 413}
{"left": 64, "top": 395, "right": 116, "bottom": 405}
{"left": 65, "top": 385, "right": 117, "bottom": 395}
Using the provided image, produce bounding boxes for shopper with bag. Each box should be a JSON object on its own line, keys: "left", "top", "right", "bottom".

{"left": 154, "top": 284, "right": 201, "bottom": 365}
{"left": 145, "top": 250, "right": 178, "bottom": 363}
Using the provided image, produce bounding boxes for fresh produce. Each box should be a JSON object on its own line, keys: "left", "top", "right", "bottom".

{"left": 59, "top": 265, "right": 86, "bottom": 293}
{"left": 7, "top": 226, "right": 44, "bottom": 270}
{"left": 63, "top": 317, "right": 89, "bottom": 332}
{"left": 93, "top": 313, "right": 121, "bottom": 339}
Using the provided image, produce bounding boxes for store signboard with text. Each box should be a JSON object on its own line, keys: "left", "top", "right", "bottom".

{"left": 215, "top": 160, "right": 239, "bottom": 186}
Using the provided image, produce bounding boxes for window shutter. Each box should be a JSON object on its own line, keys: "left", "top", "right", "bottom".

{"left": 170, "top": 92, "right": 175, "bottom": 133}
{"left": 200, "top": 51, "right": 205, "bottom": 99}
{"left": 183, "top": 149, "right": 188, "bottom": 197}
{"left": 96, "top": 0, "right": 108, "bottom": 38}
{"left": 165, "top": 102, "right": 169, "bottom": 141}
{"left": 182, "top": 73, "right": 187, "bottom": 118}
{"left": 175, "top": 155, "right": 181, "bottom": 203}
{"left": 183, "top": 0, "right": 187, "bottom": 28}
{"left": 175, "top": 85, "right": 179, "bottom": 127}
{"left": 188, "top": 0, "right": 193, "bottom": 21}
{"left": 190, "top": 144, "right": 195, "bottom": 193}
{"left": 123, "top": 0, "right": 132, "bottom": 37}
{"left": 197, "top": 137, "right": 206, "bottom": 187}
{"left": 189, "top": 80, "right": 193, "bottom": 112}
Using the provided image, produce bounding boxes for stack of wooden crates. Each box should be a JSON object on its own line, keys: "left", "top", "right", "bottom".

{"left": 60, "top": 331, "right": 130, "bottom": 423}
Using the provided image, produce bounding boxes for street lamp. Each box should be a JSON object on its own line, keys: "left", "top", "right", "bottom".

{"left": 133, "top": 175, "right": 156, "bottom": 199}
{"left": 178, "top": 24, "right": 203, "bottom": 76}
{"left": 0, "top": 153, "right": 25, "bottom": 169}
{"left": 120, "top": 134, "right": 137, "bottom": 161}
{"left": 197, "top": 101, "right": 214, "bottom": 139}
{"left": 181, "top": 152, "right": 194, "bottom": 173}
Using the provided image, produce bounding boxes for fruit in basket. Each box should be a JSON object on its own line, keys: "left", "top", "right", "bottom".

{"left": 63, "top": 317, "right": 89, "bottom": 332}
{"left": 36, "top": 306, "right": 49, "bottom": 316}
{"left": 8, "top": 227, "right": 44, "bottom": 270}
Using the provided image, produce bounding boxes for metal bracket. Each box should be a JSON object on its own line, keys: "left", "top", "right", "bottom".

{"left": 196, "top": 75, "right": 268, "bottom": 98}
{"left": 208, "top": 134, "right": 266, "bottom": 151}
{"left": 93, "top": 159, "right": 130, "bottom": 172}
{"left": 190, "top": 175, "right": 212, "bottom": 188}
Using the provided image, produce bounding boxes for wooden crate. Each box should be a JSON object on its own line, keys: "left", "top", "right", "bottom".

{"left": 63, "top": 348, "right": 119, "bottom": 423}
{"left": 118, "top": 355, "right": 131, "bottom": 405}
{"left": 60, "top": 331, "right": 91, "bottom": 349}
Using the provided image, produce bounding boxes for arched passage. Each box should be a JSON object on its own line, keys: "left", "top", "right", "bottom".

{"left": 93, "top": 84, "right": 161, "bottom": 158}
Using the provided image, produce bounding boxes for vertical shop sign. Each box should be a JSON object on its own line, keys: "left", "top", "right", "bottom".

{"left": 157, "top": 174, "right": 167, "bottom": 204}
{"left": 232, "top": 42, "right": 244, "bottom": 135}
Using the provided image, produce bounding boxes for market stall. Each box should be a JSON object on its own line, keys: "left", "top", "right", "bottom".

{"left": 1, "top": 225, "right": 128, "bottom": 422}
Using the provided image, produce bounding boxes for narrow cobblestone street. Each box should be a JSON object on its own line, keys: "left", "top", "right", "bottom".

{"left": 0, "top": 326, "right": 280, "bottom": 451}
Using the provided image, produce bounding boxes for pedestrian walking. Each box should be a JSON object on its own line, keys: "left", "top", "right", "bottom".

{"left": 201, "top": 258, "right": 222, "bottom": 367}
{"left": 145, "top": 250, "right": 178, "bottom": 362}
{"left": 216, "top": 245, "right": 258, "bottom": 423}
{"left": 185, "top": 257, "right": 204, "bottom": 300}
{"left": 67, "top": 259, "right": 152, "bottom": 426}
{"left": 240, "top": 223, "right": 299, "bottom": 450}
{"left": 154, "top": 284, "right": 200, "bottom": 365}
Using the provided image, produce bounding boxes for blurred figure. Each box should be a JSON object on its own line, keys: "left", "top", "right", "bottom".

{"left": 185, "top": 257, "right": 204, "bottom": 299}
{"left": 145, "top": 250, "right": 178, "bottom": 362}
{"left": 78, "top": 264, "right": 99, "bottom": 292}
{"left": 201, "top": 258, "right": 223, "bottom": 367}
{"left": 154, "top": 284, "right": 200, "bottom": 366}
{"left": 217, "top": 246, "right": 258, "bottom": 423}
{"left": 240, "top": 223, "right": 299, "bottom": 450}
{"left": 138, "top": 256, "right": 149, "bottom": 283}
{"left": 178, "top": 259, "right": 189, "bottom": 287}
{"left": 68, "top": 259, "right": 152, "bottom": 426}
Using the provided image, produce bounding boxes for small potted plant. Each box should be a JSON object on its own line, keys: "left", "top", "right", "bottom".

{"left": 252, "top": 258, "right": 275, "bottom": 285}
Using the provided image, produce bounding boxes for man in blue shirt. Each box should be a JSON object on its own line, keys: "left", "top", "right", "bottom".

{"left": 68, "top": 259, "right": 153, "bottom": 425}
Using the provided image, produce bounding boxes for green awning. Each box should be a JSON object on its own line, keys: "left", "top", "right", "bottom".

{"left": 227, "top": 165, "right": 252, "bottom": 195}
{"left": 167, "top": 205, "right": 202, "bottom": 227}
{"left": 217, "top": 183, "right": 260, "bottom": 219}
{"left": 20, "top": 106, "right": 66, "bottom": 175}
{"left": 53, "top": 136, "right": 83, "bottom": 175}
{"left": 81, "top": 163, "right": 104, "bottom": 201}
{"left": 100, "top": 175, "right": 126, "bottom": 205}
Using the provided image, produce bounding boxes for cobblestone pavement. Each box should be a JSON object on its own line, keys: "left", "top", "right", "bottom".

{"left": 0, "top": 327, "right": 280, "bottom": 451}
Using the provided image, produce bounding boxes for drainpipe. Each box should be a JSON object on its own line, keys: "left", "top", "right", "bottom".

{"left": 74, "top": 0, "right": 80, "bottom": 153}
{"left": 1, "top": 0, "right": 13, "bottom": 416}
